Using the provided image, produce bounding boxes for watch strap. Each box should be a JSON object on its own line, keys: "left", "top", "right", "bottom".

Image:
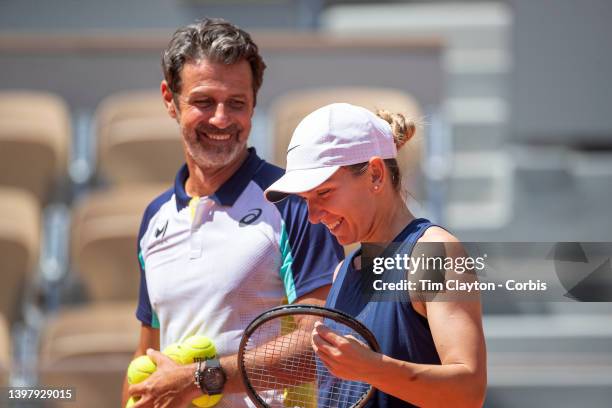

{"left": 194, "top": 360, "right": 205, "bottom": 392}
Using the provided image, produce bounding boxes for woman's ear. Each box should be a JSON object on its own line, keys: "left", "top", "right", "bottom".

{"left": 368, "top": 157, "right": 386, "bottom": 192}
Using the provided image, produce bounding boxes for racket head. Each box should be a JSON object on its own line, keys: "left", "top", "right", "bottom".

{"left": 238, "top": 305, "right": 380, "bottom": 408}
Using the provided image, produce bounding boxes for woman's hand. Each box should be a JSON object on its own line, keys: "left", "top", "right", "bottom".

{"left": 311, "top": 321, "right": 381, "bottom": 382}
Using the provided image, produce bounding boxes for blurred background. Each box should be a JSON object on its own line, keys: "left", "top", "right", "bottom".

{"left": 1, "top": 0, "right": 611, "bottom": 406}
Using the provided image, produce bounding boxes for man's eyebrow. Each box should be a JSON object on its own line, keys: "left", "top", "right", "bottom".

{"left": 185, "top": 91, "right": 209, "bottom": 99}
{"left": 188, "top": 88, "right": 249, "bottom": 98}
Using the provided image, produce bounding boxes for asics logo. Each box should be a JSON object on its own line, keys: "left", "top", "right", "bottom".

{"left": 239, "top": 209, "right": 262, "bottom": 227}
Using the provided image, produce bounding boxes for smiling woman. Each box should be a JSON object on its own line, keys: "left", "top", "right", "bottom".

{"left": 264, "top": 103, "right": 487, "bottom": 408}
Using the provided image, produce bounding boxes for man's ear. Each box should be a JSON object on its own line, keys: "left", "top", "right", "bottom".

{"left": 161, "top": 80, "right": 178, "bottom": 119}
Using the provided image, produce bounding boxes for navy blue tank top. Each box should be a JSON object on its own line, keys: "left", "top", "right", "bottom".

{"left": 324, "top": 218, "right": 441, "bottom": 408}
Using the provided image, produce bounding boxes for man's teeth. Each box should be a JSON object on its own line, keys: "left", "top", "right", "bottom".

{"left": 206, "top": 133, "right": 231, "bottom": 141}
{"left": 325, "top": 219, "right": 342, "bottom": 230}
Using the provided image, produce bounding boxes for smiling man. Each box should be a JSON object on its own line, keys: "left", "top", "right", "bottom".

{"left": 122, "top": 18, "right": 343, "bottom": 407}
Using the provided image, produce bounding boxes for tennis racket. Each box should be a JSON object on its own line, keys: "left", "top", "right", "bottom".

{"left": 238, "top": 304, "right": 381, "bottom": 408}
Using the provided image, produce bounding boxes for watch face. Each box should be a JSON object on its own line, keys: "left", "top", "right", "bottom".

{"left": 204, "top": 368, "right": 225, "bottom": 391}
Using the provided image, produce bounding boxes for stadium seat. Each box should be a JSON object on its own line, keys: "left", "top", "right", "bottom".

{"left": 70, "top": 184, "right": 167, "bottom": 302}
{"left": 95, "top": 91, "right": 183, "bottom": 185}
{"left": 0, "top": 313, "right": 10, "bottom": 386}
{"left": 45, "top": 184, "right": 155, "bottom": 402}
{"left": 38, "top": 301, "right": 139, "bottom": 408}
{"left": 0, "top": 91, "right": 70, "bottom": 203}
{"left": 269, "top": 87, "right": 424, "bottom": 198}
{"left": 0, "top": 187, "right": 40, "bottom": 324}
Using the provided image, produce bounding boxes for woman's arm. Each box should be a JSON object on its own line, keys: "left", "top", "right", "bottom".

{"left": 312, "top": 229, "right": 487, "bottom": 407}
{"left": 313, "top": 300, "right": 486, "bottom": 407}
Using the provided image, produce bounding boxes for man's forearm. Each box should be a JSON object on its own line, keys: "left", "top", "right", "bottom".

{"left": 121, "top": 374, "right": 130, "bottom": 407}
{"left": 183, "top": 288, "right": 330, "bottom": 397}
{"left": 219, "top": 354, "right": 245, "bottom": 393}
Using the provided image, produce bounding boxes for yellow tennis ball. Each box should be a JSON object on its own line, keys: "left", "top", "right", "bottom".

{"left": 163, "top": 342, "right": 189, "bottom": 364}
{"left": 181, "top": 336, "right": 221, "bottom": 407}
{"left": 125, "top": 396, "right": 138, "bottom": 408}
{"left": 181, "top": 335, "right": 216, "bottom": 363}
{"left": 192, "top": 393, "right": 223, "bottom": 408}
{"left": 127, "top": 355, "right": 156, "bottom": 385}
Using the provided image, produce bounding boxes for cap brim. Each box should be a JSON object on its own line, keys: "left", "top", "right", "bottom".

{"left": 264, "top": 166, "right": 340, "bottom": 203}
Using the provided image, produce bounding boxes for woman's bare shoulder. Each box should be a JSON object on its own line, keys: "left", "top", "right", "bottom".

{"left": 418, "top": 225, "right": 459, "bottom": 243}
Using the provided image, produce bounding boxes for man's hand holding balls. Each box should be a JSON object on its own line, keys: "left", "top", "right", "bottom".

{"left": 126, "top": 336, "right": 221, "bottom": 408}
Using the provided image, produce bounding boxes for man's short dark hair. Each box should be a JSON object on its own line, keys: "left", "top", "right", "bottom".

{"left": 162, "top": 18, "right": 266, "bottom": 105}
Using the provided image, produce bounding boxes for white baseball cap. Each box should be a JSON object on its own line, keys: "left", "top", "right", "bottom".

{"left": 264, "top": 103, "right": 397, "bottom": 202}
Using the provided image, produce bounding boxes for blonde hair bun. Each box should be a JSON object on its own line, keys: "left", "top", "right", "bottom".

{"left": 376, "top": 109, "right": 416, "bottom": 150}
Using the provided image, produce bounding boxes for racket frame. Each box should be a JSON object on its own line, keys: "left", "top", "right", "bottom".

{"left": 238, "top": 304, "right": 381, "bottom": 408}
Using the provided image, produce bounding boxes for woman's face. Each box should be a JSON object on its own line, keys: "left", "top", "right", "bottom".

{"left": 298, "top": 166, "right": 379, "bottom": 245}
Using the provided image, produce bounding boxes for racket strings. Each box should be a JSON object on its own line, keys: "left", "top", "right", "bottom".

{"left": 242, "top": 314, "right": 372, "bottom": 407}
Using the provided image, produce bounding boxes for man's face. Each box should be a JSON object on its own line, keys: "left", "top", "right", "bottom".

{"left": 167, "top": 58, "right": 254, "bottom": 171}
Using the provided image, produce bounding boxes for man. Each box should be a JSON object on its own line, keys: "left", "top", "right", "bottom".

{"left": 122, "top": 18, "right": 343, "bottom": 407}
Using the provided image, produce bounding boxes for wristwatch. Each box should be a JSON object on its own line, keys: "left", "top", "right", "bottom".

{"left": 194, "top": 358, "right": 226, "bottom": 395}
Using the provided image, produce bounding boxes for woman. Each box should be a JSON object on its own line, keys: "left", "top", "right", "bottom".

{"left": 265, "top": 103, "right": 486, "bottom": 407}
